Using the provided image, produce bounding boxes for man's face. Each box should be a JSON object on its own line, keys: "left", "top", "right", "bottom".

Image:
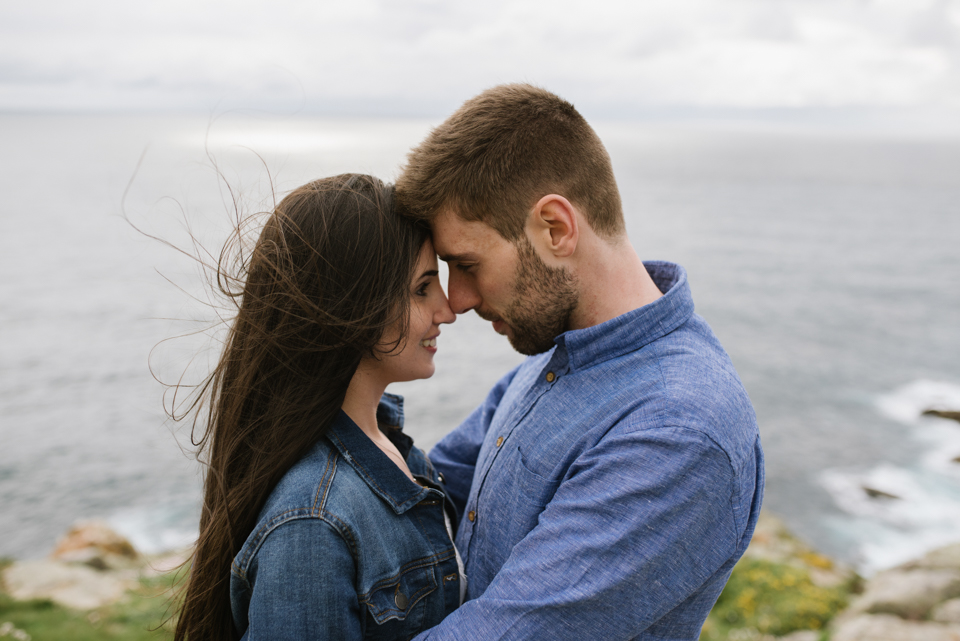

{"left": 431, "top": 209, "right": 578, "bottom": 355}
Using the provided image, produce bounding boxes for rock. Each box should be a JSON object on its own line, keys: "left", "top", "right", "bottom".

{"left": 847, "top": 568, "right": 960, "bottom": 619}
{"left": 862, "top": 486, "right": 901, "bottom": 500}
{"left": 50, "top": 520, "right": 137, "bottom": 570}
{"left": 832, "top": 613, "right": 960, "bottom": 641}
{"left": 908, "top": 543, "right": 960, "bottom": 573}
{"left": 0, "top": 622, "right": 32, "bottom": 641}
{"left": 923, "top": 409, "right": 960, "bottom": 423}
{"left": 1, "top": 560, "right": 137, "bottom": 610}
{"left": 933, "top": 598, "right": 960, "bottom": 624}
{"left": 140, "top": 551, "right": 189, "bottom": 578}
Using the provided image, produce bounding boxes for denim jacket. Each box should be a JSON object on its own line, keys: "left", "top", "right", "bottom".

{"left": 230, "top": 394, "right": 461, "bottom": 640}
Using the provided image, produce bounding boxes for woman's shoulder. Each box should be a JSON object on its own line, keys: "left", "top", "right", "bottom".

{"left": 234, "top": 438, "right": 371, "bottom": 567}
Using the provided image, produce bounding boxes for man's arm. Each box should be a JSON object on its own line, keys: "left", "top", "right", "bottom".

{"left": 430, "top": 365, "right": 520, "bottom": 514}
{"left": 417, "top": 424, "right": 750, "bottom": 640}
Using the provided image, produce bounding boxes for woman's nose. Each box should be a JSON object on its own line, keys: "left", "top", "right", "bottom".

{"left": 436, "top": 290, "right": 456, "bottom": 325}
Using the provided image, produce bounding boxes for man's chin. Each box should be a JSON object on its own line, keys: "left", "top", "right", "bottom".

{"left": 479, "top": 311, "right": 557, "bottom": 355}
{"left": 506, "top": 327, "right": 558, "bottom": 356}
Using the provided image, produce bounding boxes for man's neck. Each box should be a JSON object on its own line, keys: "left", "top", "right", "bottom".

{"left": 569, "top": 236, "right": 662, "bottom": 331}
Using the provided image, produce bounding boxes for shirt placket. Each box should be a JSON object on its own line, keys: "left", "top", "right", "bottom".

{"left": 458, "top": 347, "right": 571, "bottom": 557}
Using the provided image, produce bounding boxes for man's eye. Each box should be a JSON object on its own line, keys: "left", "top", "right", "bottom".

{"left": 455, "top": 263, "right": 474, "bottom": 273}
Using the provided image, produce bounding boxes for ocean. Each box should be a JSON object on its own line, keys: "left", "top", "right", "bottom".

{"left": 0, "top": 112, "right": 958, "bottom": 575}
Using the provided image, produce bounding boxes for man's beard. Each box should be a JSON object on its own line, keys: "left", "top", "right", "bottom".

{"left": 497, "top": 236, "right": 579, "bottom": 356}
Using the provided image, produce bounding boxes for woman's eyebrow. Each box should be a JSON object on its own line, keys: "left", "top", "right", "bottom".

{"left": 419, "top": 269, "right": 440, "bottom": 279}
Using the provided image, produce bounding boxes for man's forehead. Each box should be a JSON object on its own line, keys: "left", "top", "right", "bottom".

{"left": 430, "top": 208, "right": 502, "bottom": 260}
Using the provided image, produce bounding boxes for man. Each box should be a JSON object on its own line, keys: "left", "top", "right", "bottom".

{"left": 396, "top": 84, "right": 764, "bottom": 640}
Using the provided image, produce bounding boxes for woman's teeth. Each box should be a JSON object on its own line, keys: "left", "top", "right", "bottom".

{"left": 420, "top": 338, "right": 436, "bottom": 348}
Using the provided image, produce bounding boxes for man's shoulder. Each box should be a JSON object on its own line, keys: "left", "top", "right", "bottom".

{"left": 553, "top": 309, "right": 757, "bottom": 462}
{"left": 644, "top": 312, "right": 757, "bottom": 447}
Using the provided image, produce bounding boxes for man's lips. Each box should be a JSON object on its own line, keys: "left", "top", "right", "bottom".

{"left": 491, "top": 319, "right": 508, "bottom": 335}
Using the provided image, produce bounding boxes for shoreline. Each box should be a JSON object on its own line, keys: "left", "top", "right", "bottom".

{"left": 2, "top": 513, "right": 960, "bottom": 640}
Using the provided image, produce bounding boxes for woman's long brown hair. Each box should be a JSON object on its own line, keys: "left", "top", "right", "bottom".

{"left": 172, "top": 174, "right": 429, "bottom": 640}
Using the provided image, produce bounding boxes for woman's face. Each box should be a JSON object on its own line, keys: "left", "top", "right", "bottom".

{"left": 371, "top": 239, "right": 456, "bottom": 384}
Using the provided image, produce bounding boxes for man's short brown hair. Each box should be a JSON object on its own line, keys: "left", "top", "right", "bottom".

{"left": 396, "top": 83, "right": 625, "bottom": 242}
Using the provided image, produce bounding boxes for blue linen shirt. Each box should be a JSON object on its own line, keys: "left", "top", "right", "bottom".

{"left": 230, "top": 395, "right": 462, "bottom": 640}
{"left": 417, "top": 261, "right": 764, "bottom": 641}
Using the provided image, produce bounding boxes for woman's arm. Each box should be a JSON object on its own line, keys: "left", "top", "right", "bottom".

{"left": 233, "top": 518, "right": 361, "bottom": 640}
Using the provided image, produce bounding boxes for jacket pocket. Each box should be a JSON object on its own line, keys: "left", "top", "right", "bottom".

{"left": 362, "top": 563, "right": 437, "bottom": 626}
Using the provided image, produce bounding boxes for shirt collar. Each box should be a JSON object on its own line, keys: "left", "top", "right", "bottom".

{"left": 556, "top": 261, "right": 695, "bottom": 371}
{"left": 325, "top": 393, "right": 430, "bottom": 514}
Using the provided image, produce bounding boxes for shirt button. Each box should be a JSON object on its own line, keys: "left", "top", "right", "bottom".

{"left": 467, "top": 510, "right": 476, "bottom": 522}
{"left": 496, "top": 436, "right": 504, "bottom": 447}
{"left": 395, "top": 591, "right": 408, "bottom": 609}
{"left": 546, "top": 371, "right": 556, "bottom": 382}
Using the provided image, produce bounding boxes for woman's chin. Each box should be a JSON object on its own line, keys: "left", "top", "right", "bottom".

{"left": 415, "top": 363, "right": 437, "bottom": 380}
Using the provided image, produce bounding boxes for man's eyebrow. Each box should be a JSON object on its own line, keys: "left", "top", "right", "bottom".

{"left": 437, "top": 253, "right": 476, "bottom": 263}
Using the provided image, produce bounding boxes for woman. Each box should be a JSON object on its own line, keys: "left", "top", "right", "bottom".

{"left": 173, "top": 174, "right": 461, "bottom": 640}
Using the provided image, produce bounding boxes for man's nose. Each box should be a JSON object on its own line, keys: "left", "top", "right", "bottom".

{"left": 447, "top": 270, "right": 481, "bottom": 315}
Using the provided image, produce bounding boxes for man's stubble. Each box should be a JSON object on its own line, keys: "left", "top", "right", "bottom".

{"left": 500, "top": 236, "right": 579, "bottom": 356}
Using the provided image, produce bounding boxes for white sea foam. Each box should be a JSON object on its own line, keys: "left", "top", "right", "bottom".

{"left": 107, "top": 504, "right": 198, "bottom": 555}
{"left": 876, "top": 379, "right": 960, "bottom": 425}
{"left": 819, "top": 380, "right": 960, "bottom": 574}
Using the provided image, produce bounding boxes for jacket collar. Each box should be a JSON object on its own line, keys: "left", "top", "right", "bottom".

{"left": 325, "top": 393, "right": 430, "bottom": 515}
{"left": 556, "top": 261, "right": 695, "bottom": 372}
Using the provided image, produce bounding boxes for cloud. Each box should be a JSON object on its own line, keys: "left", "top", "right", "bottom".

{"left": 2, "top": 0, "right": 959, "bottom": 113}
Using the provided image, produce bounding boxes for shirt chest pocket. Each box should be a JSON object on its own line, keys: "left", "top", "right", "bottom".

{"left": 361, "top": 564, "right": 437, "bottom": 640}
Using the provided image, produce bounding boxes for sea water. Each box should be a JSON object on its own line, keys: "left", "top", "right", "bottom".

{"left": 0, "top": 113, "right": 958, "bottom": 574}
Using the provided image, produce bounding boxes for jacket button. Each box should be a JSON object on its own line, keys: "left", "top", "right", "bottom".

{"left": 437, "top": 472, "right": 444, "bottom": 483}
{"left": 546, "top": 371, "right": 556, "bottom": 382}
{"left": 395, "top": 591, "right": 408, "bottom": 609}
{"left": 467, "top": 510, "right": 476, "bottom": 522}
{"left": 496, "top": 436, "right": 504, "bottom": 447}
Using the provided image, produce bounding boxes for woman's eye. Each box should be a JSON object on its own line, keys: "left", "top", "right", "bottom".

{"left": 415, "top": 283, "right": 430, "bottom": 297}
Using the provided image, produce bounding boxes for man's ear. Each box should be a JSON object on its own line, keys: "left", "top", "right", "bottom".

{"left": 528, "top": 194, "right": 579, "bottom": 259}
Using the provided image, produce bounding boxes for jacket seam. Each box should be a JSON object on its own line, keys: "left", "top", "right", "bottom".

{"left": 313, "top": 446, "right": 338, "bottom": 512}
{"left": 231, "top": 510, "right": 355, "bottom": 580}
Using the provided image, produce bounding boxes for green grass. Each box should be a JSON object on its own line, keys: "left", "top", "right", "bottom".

{"left": 0, "top": 568, "right": 181, "bottom": 641}
{"left": 700, "top": 557, "right": 854, "bottom": 640}
{"left": 3, "top": 553, "right": 856, "bottom": 641}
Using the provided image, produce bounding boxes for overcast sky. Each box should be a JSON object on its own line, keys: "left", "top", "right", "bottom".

{"left": 3, "top": 0, "right": 960, "bottom": 116}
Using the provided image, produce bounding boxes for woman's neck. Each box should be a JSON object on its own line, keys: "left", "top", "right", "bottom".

{"left": 342, "top": 363, "right": 386, "bottom": 438}
{"left": 342, "top": 362, "right": 415, "bottom": 482}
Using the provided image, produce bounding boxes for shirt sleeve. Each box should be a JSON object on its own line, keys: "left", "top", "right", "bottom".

{"left": 239, "top": 518, "right": 361, "bottom": 641}
{"left": 429, "top": 365, "right": 520, "bottom": 514}
{"left": 415, "top": 424, "right": 741, "bottom": 640}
